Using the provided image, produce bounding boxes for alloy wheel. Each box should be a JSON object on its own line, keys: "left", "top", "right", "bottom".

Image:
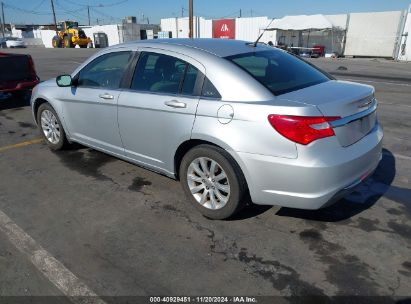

{"left": 187, "top": 157, "right": 230, "bottom": 210}
{"left": 40, "top": 110, "right": 61, "bottom": 144}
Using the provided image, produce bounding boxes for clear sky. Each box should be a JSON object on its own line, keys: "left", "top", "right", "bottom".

{"left": 3, "top": 0, "right": 411, "bottom": 25}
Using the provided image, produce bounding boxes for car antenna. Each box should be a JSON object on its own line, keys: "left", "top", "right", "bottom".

{"left": 252, "top": 18, "right": 275, "bottom": 47}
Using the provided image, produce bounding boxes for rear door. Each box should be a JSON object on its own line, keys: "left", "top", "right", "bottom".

{"left": 117, "top": 50, "right": 205, "bottom": 174}
{"left": 61, "top": 51, "right": 133, "bottom": 155}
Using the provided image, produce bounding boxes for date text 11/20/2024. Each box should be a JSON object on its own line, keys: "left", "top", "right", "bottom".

{"left": 149, "top": 297, "right": 257, "bottom": 303}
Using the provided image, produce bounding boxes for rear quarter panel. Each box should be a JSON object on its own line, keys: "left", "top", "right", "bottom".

{"left": 191, "top": 99, "right": 323, "bottom": 159}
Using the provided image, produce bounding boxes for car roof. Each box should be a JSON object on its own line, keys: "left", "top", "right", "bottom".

{"left": 120, "top": 38, "right": 273, "bottom": 57}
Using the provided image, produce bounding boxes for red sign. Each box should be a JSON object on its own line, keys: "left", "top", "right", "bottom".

{"left": 212, "top": 19, "right": 236, "bottom": 39}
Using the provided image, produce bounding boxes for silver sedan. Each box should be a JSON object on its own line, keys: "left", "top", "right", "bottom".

{"left": 31, "top": 39, "right": 383, "bottom": 219}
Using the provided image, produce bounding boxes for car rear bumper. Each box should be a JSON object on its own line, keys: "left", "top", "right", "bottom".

{"left": 233, "top": 123, "right": 383, "bottom": 209}
{"left": 0, "top": 79, "right": 40, "bottom": 92}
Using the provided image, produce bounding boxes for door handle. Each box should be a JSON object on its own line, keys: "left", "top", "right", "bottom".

{"left": 99, "top": 93, "right": 114, "bottom": 100}
{"left": 164, "top": 100, "right": 186, "bottom": 108}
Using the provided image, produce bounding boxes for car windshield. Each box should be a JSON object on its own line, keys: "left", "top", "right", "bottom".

{"left": 225, "top": 49, "right": 330, "bottom": 96}
{"left": 7, "top": 37, "right": 20, "bottom": 41}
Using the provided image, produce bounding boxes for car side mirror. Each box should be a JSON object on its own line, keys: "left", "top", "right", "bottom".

{"left": 56, "top": 75, "right": 72, "bottom": 87}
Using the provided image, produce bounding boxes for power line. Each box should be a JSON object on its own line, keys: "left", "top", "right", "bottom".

{"left": 64, "top": 0, "right": 128, "bottom": 8}
{"left": 55, "top": 0, "right": 87, "bottom": 15}
{"left": 91, "top": 7, "right": 121, "bottom": 24}
{"left": 31, "top": 0, "right": 47, "bottom": 11}
{"left": 3, "top": 1, "right": 52, "bottom": 15}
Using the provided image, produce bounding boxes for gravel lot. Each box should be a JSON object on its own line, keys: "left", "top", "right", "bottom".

{"left": 0, "top": 48, "right": 410, "bottom": 302}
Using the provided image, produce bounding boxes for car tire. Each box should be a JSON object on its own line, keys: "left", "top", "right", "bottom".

{"left": 179, "top": 144, "right": 248, "bottom": 220}
{"left": 64, "top": 35, "right": 74, "bottom": 48}
{"left": 37, "top": 103, "right": 68, "bottom": 150}
{"left": 52, "top": 36, "right": 62, "bottom": 48}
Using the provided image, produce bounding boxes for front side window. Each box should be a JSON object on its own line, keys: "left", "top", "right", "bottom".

{"left": 77, "top": 51, "right": 132, "bottom": 89}
{"left": 225, "top": 50, "right": 330, "bottom": 96}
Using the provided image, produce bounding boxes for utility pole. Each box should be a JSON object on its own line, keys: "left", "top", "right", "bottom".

{"left": 181, "top": 6, "right": 184, "bottom": 17}
{"left": 87, "top": 5, "right": 90, "bottom": 26}
{"left": 1, "top": 2, "right": 5, "bottom": 37}
{"left": 239, "top": 9, "right": 242, "bottom": 18}
{"left": 0, "top": 12, "right": 3, "bottom": 38}
{"left": 50, "top": 0, "right": 58, "bottom": 35}
{"left": 188, "top": 0, "right": 193, "bottom": 38}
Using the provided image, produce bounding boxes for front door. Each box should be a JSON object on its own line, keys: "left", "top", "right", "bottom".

{"left": 117, "top": 51, "right": 204, "bottom": 174}
{"left": 61, "top": 51, "right": 133, "bottom": 155}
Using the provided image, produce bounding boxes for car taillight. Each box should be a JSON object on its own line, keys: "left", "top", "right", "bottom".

{"left": 268, "top": 115, "right": 340, "bottom": 145}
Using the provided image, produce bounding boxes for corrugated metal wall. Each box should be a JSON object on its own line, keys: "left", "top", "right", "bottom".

{"left": 344, "top": 11, "right": 404, "bottom": 58}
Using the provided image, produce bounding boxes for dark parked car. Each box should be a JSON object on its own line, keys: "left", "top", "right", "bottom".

{"left": 0, "top": 52, "right": 39, "bottom": 100}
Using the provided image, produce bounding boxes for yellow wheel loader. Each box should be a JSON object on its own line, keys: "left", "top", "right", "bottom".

{"left": 52, "top": 21, "right": 92, "bottom": 48}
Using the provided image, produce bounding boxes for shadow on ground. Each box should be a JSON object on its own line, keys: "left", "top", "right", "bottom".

{"left": 0, "top": 92, "right": 31, "bottom": 111}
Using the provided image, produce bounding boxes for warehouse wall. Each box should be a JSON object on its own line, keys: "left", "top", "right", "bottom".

{"left": 82, "top": 25, "right": 122, "bottom": 46}
{"left": 160, "top": 17, "right": 207, "bottom": 38}
{"left": 160, "top": 18, "right": 178, "bottom": 38}
{"left": 344, "top": 11, "right": 404, "bottom": 57}
{"left": 199, "top": 18, "right": 212, "bottom": 38}
{"left": 235, "top": 17, "right": 270, "bottom": 42}
{"left": 36, "top": 30, "right": 55, "bottom": 48}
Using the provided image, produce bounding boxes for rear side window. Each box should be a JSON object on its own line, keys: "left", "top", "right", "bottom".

{"left": 0, "top": 55, "right": 32, "bottom": 82}
{"left": 181, "top": 65, "right": 199, "bottom": 95}
{"left": 225, "top": 50, "right": 330, "bottom": 95}
{"left": 131, "top": 52, "right": 186, "bottom": 94}
{"left": 201, "top": 77, "right": 221, "bottom": 99}
{"left": 78, "top": 51, "right": 132, "bottom": 89}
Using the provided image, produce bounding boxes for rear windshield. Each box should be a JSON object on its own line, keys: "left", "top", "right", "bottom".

{"left": 225, "top": 50, "right": 330, "bottom": 95}
{"left": 0, "top": 55, "right": 32, "bottom": 82}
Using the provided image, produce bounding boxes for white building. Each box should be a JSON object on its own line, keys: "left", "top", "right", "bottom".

{"left": 160, "top": 6, "right": 411, "bottom": 61}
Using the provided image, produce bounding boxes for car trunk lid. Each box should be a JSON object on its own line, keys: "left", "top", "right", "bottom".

{"left": 278, "top": 80, "right": 377, "bottom": 147}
